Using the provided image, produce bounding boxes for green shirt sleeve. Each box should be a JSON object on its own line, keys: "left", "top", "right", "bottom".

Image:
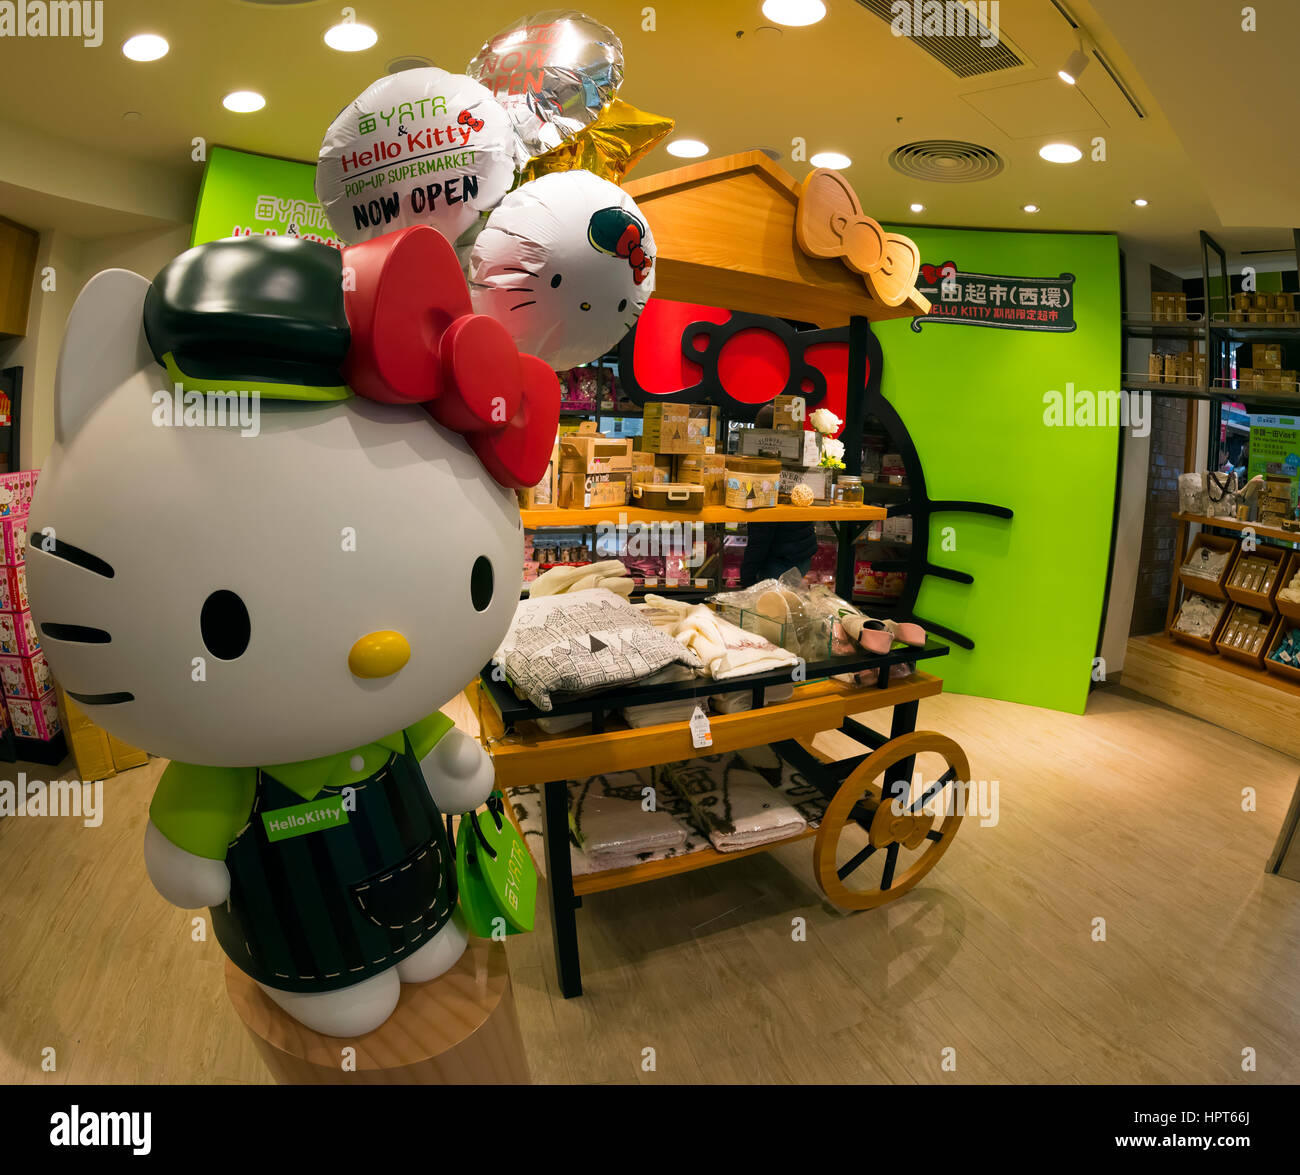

{"left": 406, "top": 710, "right": 455, "bottom": 760}
{"left": 149, "top": 761, "right": 258, "bottom": 861}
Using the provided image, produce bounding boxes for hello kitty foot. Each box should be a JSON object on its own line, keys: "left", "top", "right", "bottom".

{"left": 395, "top": 911, "right": 469, "bottom": 984}
{"left": 259, "top": 967, "right": 401, "bottom": 1038}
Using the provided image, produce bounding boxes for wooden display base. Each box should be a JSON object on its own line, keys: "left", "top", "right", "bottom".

{"left": 225, "top": 937, "right": 530, "bottom": 1085}
{"left": 1122, "top": 633, "right": 1300, "bottom": 759}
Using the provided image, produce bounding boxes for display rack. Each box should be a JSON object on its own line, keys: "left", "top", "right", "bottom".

{"left": 477, "top": 152, "right": 977, "bottom": 997}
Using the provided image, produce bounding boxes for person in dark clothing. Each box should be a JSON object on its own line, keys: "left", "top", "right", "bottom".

{"left": 739, "top": 405, "right": 819, "bottom": 587}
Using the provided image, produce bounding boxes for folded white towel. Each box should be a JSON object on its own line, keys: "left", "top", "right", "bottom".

{"left": 640, "top": 595, "right": 800, "bottom": 681}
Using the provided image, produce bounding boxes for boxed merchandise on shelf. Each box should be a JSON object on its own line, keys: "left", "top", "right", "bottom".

{"left": 1265, "top": 624, "right": 1300, "bottom": 683}
{"left": 674, "top": 451, "right": 726, "bottom": 505}
{"left": 8, "top": 694, "right": 60, "bottom": 742}
{"left": 1252, "top": 343, "right": 1282, "bottom": 369}
{"left": 773, "top": 394, "right": 806, "bottom": 431}
{"left": 778, "top": 466, "right": 832, "bottom": 503}
{"left": 1259, "top": 475, "right": 1297, "bottom": 525}
{"left": 558, "top": 471, "right": 628, "bottom": 509}
{"left": 516, "top": 442, "right": 559, "bottom": 511}
{"left": 0, "top": 607, "right": 39, "bottom": 656}
{"left": 1226, "top": 546, "right": 1286, "bottom": 609}
{"left": 640, "top": 402, "right": 718, "bottom": 454}
{"left": 0, "top": 649, "right": 53, "bottom": 699}
{"left": 1170, "top": 592, "right": 1230, "bottom": 651}
{"left": 738, "top": 427, "right": 821, "bottom": 466}
{"left": 1215, "top": 605, "right": 1277, "bottom": 668}
{"left": 557, "top": 424, "right": 633, "bottom": 509}
{"left": 1177, "top": 533, "right": 1237, "bottom": 598}
{"left": 631, "top": 451, "right": 673, "bottom": 485}
{"left": 0, "top": 512, "right": 27, "bottom": 565}
{"left": 631, "top": 483, "right": 704, "bottom": 512}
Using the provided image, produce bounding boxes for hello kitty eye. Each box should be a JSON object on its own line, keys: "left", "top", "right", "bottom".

{"left": 550, "top": 274, "right": 562, "bottom": 288}
{"left": 470, "top": 556, "right": 494, "bottom": 612}
{"left": 201, "top": 590, "right": 251, "bottom": 660}
{"left": 618, "top": 298, "right": 628, "bottom": 312}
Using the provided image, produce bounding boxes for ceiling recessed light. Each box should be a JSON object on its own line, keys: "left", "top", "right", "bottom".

{"left": 1132, "top": 197, "right": 1149, "bottom": 207}
{"left": 761, "top": 0, "right": 827, "bottom": 26}
{"left": 1039, "top": 142, "right": 1082, "bottom": 164}
{"left": 909, "top": 202, "right": 925, "bottom": 213}
{"left": 324, "top": 21, "right": 378, "bottom": 52}
{"left": 1022, "top": 203, "right": 1041, "bottom": 213}
{"left": 223, "top": 90, "right": 266, "bottom": 114}
{"left": 810, "top": 151, "right": 852, "bottom": 169}
{"left": 122, "top": 33, "right": 168, "bottom": 61}
{"left": 1059, "top": 47, "right": 1090, "bottom": 85}
{"left": 667, "top": 139, "right": 709, "bottom": 158}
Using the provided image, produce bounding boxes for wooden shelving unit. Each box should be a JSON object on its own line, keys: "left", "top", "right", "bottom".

{"left": 523, "top": 502, "right": 886, "bottom": 528}
{"left": 1173, "top": 512, "right": 1300, "bottom": 547}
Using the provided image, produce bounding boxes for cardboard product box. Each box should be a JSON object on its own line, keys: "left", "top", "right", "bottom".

{"left": 630, "top": 451, "right": 673, "bottom": 485}
{"left": 773, "top": 395, "right": 806, "bottom": 431}
{"left": 1195, "top": 355, "right": 1208, "bottom": 387}
{"left": 560, "top": 424, "right": 633, "bottom": 475}
{"left": 778, "top": 467, "right": 832, "bottom": 503}
{"left": 640, "top": 402, "right": 718, "bottom": 454}
{"left": 1163, "top": 353, "right": 1180, "bottom": 383}
{"left": 0, "top": 650, "right": 53, "bottom": 700}
{"left": 724, "top": 457, "right": 780, "bottom": 510}
{"left": 1279, "top": 370, "right": 1298, "bottom": 391}
{"left": 558, "top": 471, "right": 629, "bottom": 509}
{"left": 1147, "top": 352, "right": 1164, "bottom": 383}
{"left": 738, "top": 427, "right": 822, "bottom": 466}
{"left": 9, "top": 694, "right": 60, "bottom": 742}
{"left": 1150, "top": 291, "right": 1167, "bottom": 320}
{"left": 0, "top": 564, "right": 27, "bottom": 612}
{"left": 1269, "top": 311, "right": 1286, "bottom": 324}
{"left": 1272, "top": 292, "right": 1293, "bottom": 312}
{"left": 516, "top": 442, "right": 559, "bottom": 510}
{"left": 1253, "top": 292, "right": 1272, "bottom": 311}
{"left": 1170, "top": 292, "right": 1188, "bottom": 319}
{"left": 675, "top": 452, "right": 727, "bottom": 505}
{"left": 0, "top": 608, "right": 39, "bottom": 656}
{"left": 1233, "top": 291, "right": 1253, "bottom": 312}
{"left": 0, "top": 513, "right": 27, "bottom": 566}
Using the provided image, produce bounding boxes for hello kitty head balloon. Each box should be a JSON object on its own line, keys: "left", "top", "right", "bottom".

{"left": 468, "top": 169, "right": 656, "bottom": 370}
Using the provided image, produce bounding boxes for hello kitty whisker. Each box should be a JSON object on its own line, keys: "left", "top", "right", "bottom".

{"left": 510, "top": 302, "right": 537, "bottom": 311}
{"left": 66, "top": 690, "right": 135, "bottom": 706}
{"left": 28, "top": 530, "right": 115, "bottom": 578}
{"left": 39, "top": 622, "right": 111, "bottom": 644}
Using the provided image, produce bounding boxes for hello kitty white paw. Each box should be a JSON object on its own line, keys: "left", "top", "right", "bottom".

{"left": 143, "top": 821, "right": 231, "bottom": 908}
{"left": 421, "top": 729, "right": 495, "bottom": 814}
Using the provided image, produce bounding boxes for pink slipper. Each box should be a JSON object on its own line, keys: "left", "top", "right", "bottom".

{"left": 886, "top": 619, "right": 926, "bottom": 647}
{"left": 844, "top": 615, "right": 893, "bottom": 654}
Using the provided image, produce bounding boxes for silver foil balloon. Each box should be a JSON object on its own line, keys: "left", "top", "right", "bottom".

{"left": 466, "top": 10, "right": 624, "bottom": 160}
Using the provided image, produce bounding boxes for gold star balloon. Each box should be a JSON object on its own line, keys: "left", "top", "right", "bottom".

{"left": 520, "top": 99, "right": 674, "bottom": 185}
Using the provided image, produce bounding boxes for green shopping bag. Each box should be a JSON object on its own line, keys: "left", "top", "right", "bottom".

{"left": 454, "top": 791, "right": 537, "bottom": 937}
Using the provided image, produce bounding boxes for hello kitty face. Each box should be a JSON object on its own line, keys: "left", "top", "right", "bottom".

{"left": 27, "top": 269, "right": 524, "bottom": 768}
{"left": 468, "top": 169, "right": 656, "bottom": 371}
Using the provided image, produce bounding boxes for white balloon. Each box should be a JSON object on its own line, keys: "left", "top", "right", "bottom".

{"left": 316, "top": 69, "right": 520, "bottom": 246}
{"left": 469, "top": 170, "right": 655, "bottom": 370}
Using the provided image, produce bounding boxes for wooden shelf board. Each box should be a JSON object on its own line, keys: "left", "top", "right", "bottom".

{"left": 1173, "top": 513, "right": 1300, "bottom": 547}
{"left": 472, "top": 672, "right": 943, "bottom": 789}
{"left": 570, "top": 827, "right": 820, "bottom": 896}
{"left": 523, "top": 503, "right": 886, "bottom": 528}
{"left": 1122, "top": 633, "right": 1300, "bottom": 759}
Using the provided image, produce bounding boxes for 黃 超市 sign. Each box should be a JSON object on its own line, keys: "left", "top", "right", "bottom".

{"left": 911, "top": 263, "right": 1077, "bottom": 334}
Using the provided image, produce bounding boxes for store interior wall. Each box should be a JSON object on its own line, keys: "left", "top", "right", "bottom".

{"left": 875, "top": 226, "right": 1122, "bottom": 715}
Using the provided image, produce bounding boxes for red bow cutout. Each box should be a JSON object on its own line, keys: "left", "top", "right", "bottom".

{"left": 615, "top": 222, "right": 653, "bottom": 286}
{"left": 457, "top": 108, "right": 485, "bottom": 134}
{"left": 342, "top": 226, "right": 560, "bottom": 490}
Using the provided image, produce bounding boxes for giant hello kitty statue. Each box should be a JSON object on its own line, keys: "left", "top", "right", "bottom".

{"left": 28, "top": 227, "right": 558, "bottom": 1037}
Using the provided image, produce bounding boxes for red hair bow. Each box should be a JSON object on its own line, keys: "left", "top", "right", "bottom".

{"left": 615, "top": 223, "right": 652, "bottom": 286}
{"left": 341, "top": 226, "right": 560, "bottom": 489}
{"left": 457, "top": 108, "right": 485, "bottom": 134}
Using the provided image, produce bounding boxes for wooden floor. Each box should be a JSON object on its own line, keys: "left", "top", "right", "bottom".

{"left": 2, "top": 684, "right": 1298, "bottom": 1085}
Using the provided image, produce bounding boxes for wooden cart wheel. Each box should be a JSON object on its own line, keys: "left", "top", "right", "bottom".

{"left": 814, "top": 731, "right": 970, "bottom": 911}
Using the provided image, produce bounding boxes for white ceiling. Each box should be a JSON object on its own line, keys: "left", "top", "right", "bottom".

{"left": 0, "top": 0, "right": 1293, "bottom": 270}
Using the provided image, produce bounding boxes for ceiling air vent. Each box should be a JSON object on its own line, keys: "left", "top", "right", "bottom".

{"left": 889, "top": 140, "right": 1004, "bottom": 183}
{"left": 854, "top": 0, "right": 1024, "bottom": 78}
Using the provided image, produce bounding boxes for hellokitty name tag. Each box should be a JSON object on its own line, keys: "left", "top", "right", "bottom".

{"left": 262, "top": 795, "right": 349, "bottom": 842}
{"left": 475, "top": 795, "right": 537, "bottom": 933}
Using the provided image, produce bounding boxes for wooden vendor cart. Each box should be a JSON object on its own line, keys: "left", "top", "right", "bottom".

{"left": 470, "top": 153, "right": 982, "bottom": 997}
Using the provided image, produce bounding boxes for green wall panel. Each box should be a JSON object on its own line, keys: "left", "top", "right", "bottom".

{"left": 874, "top": 227, "right": 1122, "bottom": 714}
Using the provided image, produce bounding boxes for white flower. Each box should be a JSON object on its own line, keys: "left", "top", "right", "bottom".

{"left": 820, "top": 437, "right": 845, "bottom": 462}
{"left": 809, "top": 408, "right": 842, "bottom": 436}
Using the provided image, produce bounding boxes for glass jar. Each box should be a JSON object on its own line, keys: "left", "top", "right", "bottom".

{"left": 835, "top": 475, "right": 864, "bottom": 506}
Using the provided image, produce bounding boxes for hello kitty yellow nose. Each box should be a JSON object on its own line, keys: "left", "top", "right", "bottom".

{"left": 580, "top": 301, "right": 591, "bottom": 311}
{"left": 348, "top": 631, "right": 410, "bottom": 678}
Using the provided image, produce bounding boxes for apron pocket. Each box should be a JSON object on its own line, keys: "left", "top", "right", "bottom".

{"left": 350, "top": 837, "right": 444, "bottom": 930}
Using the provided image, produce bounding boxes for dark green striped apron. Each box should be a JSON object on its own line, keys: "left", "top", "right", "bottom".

{"left": 210, "top": 735, "right": 454, "bottom": 994}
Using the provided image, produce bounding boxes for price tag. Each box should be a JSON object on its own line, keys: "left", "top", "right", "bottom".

{"left": 689, "top": 705, "right": 712, "bottom": 749}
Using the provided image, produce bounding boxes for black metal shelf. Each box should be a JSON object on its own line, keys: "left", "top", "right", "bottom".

{"left": 480, "top": 638, "right": 949, "bottom": 734}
